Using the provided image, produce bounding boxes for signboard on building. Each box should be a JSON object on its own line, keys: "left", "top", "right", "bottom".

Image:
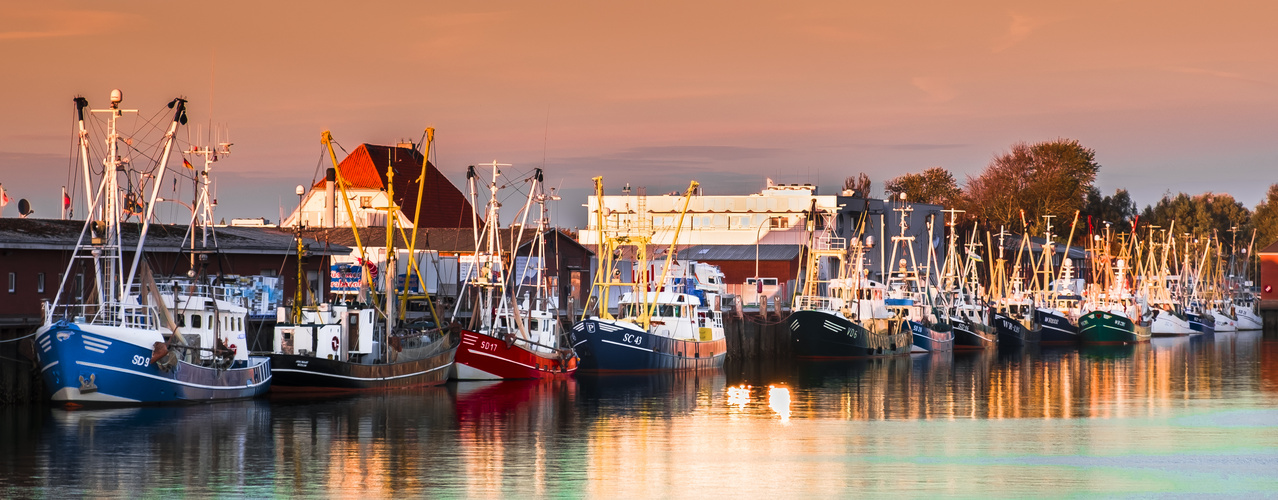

{"left": 330, "top": 262, "right": 378, "bottom": 294}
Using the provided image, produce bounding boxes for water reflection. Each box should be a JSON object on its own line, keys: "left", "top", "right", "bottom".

{"left": 0, "top": 331, "right": 1274, "bottom": 497}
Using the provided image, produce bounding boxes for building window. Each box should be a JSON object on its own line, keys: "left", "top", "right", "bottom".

{"left": 75, "top": 274, "right": 84, "bottom": 298}
{"left": 770, "top": 217, "right": 789, "bottom": 229}
{"left": 359, "top": 196, "right": 372, "bottom": 208}
{"left": 7, "top": 272, "right": 13, "bottom": 293}
{"left": 37, "top": 272, "right": 45, "bottom": 293}
{"left": 260, "top": 269, "right": 277, "bottom": 277}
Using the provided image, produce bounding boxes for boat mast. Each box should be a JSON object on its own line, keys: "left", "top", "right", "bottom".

{"left": 122, "top": 97, "right": 186, "bottom": 298}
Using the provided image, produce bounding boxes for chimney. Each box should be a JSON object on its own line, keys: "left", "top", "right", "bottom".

{"left": 326, "top": 167, "right": 336, "bottom": 228}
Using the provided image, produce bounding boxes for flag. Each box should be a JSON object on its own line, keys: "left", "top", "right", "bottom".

{"left": 183, "top": 158, "right": 194, "bottom": 170}
{"left": 62, "top": 192, "right": 71, "bottom": 208}
{"left": 0, "top": 184, "right": 9, "bottom": 207}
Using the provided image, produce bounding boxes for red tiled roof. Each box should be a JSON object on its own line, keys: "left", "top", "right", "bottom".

{"left": 323, "top": 144, "right": 478, "bottom": 229}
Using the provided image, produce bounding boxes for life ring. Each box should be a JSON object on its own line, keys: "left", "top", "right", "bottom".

{"left": 331, "top": 337, "right": 340, "bottom": 351}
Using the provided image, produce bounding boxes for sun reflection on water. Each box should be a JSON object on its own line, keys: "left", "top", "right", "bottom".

{"left": 768, "top": 385, "right": 791, "bottom": 422}
{"left": 727, "top": 384, "right": 751, "bottom": 408}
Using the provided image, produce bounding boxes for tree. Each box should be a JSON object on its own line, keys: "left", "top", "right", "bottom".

{"left": 1080, "top": 187, "right": 1138, "bottom": 237}
{"left": 1140, "top": 192, "right": 1251, "bottom": 253}
{"left": 842, "top": 173, "right": 872, "bottom": 198}
{"left": 1253, "top": 184, "right": 1278, "bottom": 251}
{"left": 885, "top": 167, "right": 961, "bottom": 207}
{"left": 964, "top": 138, "right": 1099, "bottom": 234}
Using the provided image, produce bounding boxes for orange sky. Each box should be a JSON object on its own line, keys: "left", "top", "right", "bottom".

{"left": 2, "top": 1, "right": 1276, "bottom": 227}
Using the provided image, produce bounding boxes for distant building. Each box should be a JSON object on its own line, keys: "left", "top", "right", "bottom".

{"left": 833, "top": 195, "right": 945, "bottom": 283}
{"left": 675, "top": 244, "right": 803, "bottom": 305}
{"left": 580, "top": 181, "right": 834, "bottom": 247}
{"left": 284, "top": 142, "right": 476, "bottom": 229}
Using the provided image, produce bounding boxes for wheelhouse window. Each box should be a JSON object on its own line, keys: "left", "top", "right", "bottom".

{"left": 745, "top": 277, "right": 778, "bottom": 286}
{"left": 191, "top": 314, "right": 202, "bottom": 329}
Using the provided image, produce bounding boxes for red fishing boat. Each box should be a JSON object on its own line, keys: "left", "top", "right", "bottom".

{"left": 452, "top": 163, "right": 577, "bottom": 380}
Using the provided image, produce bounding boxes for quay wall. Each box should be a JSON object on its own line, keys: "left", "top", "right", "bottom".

{"left": 0, "top": 326, "right": 40, "bottom": 405}
{"left": 724, "top": 298, "right": 792, "bottom": 361}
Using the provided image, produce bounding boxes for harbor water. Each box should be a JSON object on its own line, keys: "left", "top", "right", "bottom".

{"left": 2, "top": 331, "right": 1277, "bottom": 497}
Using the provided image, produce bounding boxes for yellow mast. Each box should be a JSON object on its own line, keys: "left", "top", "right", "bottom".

{"left": 644, "top": 181, "right": 699, "bottom": 324}
{"left": 322, "top": 131, "right": 376, "bottom": 311}
{"left": 394, "top": 128, "right": 439, "bottom": 324}
{"left": 585, "top": 176, "right": 614, "bottom": 321}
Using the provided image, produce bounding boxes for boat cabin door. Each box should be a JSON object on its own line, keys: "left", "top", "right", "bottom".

{"left": 345, "top": 311, "right": 359, "bottom": 359}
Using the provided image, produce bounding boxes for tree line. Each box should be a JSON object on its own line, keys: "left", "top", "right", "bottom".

{"left": 850, "top": 138, "right": 1278, "bottom": 254}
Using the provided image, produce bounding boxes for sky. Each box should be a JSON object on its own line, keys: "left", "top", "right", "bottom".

{"left": 1, "top": 1, "right": 1276, "bottom": 229}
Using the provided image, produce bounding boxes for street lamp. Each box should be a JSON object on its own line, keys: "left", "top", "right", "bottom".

{"left": 754, "top": 216, "right": 771, "bottom": 299}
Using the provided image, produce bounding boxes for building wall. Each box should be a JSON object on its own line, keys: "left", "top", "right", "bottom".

{"left": 1260, "top": 252, "right": 1278, "bottom": 309}
{"left": 0, "top": 247, "right": 334, "bottom": 329}
{"left": 0, "top": 248, "right": 63, "bottom": 324}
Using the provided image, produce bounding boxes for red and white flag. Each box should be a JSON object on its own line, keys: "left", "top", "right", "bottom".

{"left": 0, "top": 184, "right": 9, "bottom": 207}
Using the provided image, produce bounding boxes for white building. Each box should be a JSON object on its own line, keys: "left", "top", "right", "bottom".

{"left": 579, "top": 181, "right": 838, "bottom": 247}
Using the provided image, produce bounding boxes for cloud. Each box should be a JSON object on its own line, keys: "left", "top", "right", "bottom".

{"left": 1167, "top": 67, "right": 1274, "bottom": 87}
{"left": 870, "top": 143, "right": 968, "bottom": 151}
{"left": 992, "top": 13, "right": 1045, "bottom": 53}
{"left": 911, "top": 77, "right": 957, "bottom": 102}
{"left": 0, "top": 10, "right": 134, "bottom": 41}
{"left": 611, "top": 145, "right": 786, "bottom": 161}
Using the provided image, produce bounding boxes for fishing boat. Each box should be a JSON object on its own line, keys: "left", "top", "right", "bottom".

{"left": 882, "top": 200, "right": 951, "bottom": 353}
{"left": 1078, "top": 228, "right": 1151, "bottom": 345}
{"left": 987, "top": 227, "right": 1040, "bottom": 347}
{"left": 787, "top": 201, "right": 911, "bottom": 358}
{"left": 570, "top": 178, "right": 728, "bottom": 371}
{"left": 1029, "top": 215, "right": 1082, "bottom": 346}
{"left": 1228, "top": 228, "right": 1264, "bottom": 330}
{"left": 943, "top": 219, "right": 998, "bottom": 350}
{"left": 268, "top": 130, "right": 456, "bottom": 391}
{"left": 451, "top": 164, "right": 577, "bottom": 379}
{"left": 35, "top": 91, "right": 270, "bottom": 404}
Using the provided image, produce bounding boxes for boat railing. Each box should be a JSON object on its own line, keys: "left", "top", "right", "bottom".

{"left": 795, "top": 295, "right": 834, "bottom": 311}
{"left": 814, "top": 236, "right": 847, "bottom": 252}
{"left": 49, "top": 301, "right": 161, "bottom": 330}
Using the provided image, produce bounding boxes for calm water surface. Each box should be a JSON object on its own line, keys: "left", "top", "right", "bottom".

{"left": 3, "top": 331, "right": 1277, "bottom": 498}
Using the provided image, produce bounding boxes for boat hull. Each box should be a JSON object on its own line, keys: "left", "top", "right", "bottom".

{"left": 1236, "top": 308, "right": 1264, "bottom": 330}
{"left": 1035, "top": 309, "right": 1079, "bottom": 346}
{"left": 787, "top": 310, "right": 912, "bottom": 359}
{"left": 1186, "top": 313, "right": 1216, "bottom": 335}
{"left": 950, "top": 320, "right": 997, "bottom": 350}
{"left": 453, "top": 329, "right": 577, "bottom": 380}
{"left": 909, "top": 321, "right": 953, "bottom": 353}
{"left": 35, "top": 320, "right": 271, "bottom": 404}
{"left": 992, "top": 313, "right": 1040, "bottom": 347}
{"left": 569, "top": 318, "right": 726, "bottom": 371}
{"left": 270, "top": 340, "right": 457, "bottom": 392}
{"left": 1079, "top": 311, "right": 1151, "bottom": 345}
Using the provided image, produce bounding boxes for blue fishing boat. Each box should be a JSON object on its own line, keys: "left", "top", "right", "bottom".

{"left": 571, "top": 177, "right": 727, "bottom": 371}
{"left": 34, "top": 91, "right": 270, "bottom": 404}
